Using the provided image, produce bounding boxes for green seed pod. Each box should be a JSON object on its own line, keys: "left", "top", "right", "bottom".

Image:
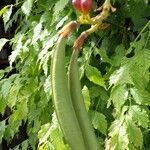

{"left": 68, "top": 49, "right": 99, "bottom": 150}
{"left": 51, "top": 36, "right": 86, "bottom": 150}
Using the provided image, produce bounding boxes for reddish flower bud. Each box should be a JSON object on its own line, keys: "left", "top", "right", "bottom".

{"left": 72, "top": 0, "right": 93, "bottom": 14}
{"left": 81, "top": 0, "right": 93, "bottom": 14}
{"left": 72, "top": 0, "right": 82, "bottom": 12}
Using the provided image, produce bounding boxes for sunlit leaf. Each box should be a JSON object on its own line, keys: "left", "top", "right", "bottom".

{"left": 3, "top": 5, "right": 13, "bottom": 25}
{"left": 106, "top": 120, "right": 129, "bottom": 150}
{"left": 109, "top": 85, "right": 128, "bottom": 111}
{"left": 0, "top": 5, "right": 9, "bottom": 17}
{"left": 86, "top": 65, "right": 105, "bottom": 88}
{"left": 0, "top": 38, "right": 9, "bottom": 51}
{"left": 126, "top": 117, "right": 143, "bottom": 148}
{"left": 53, "top": 0, "right": 68, "bottom": 17}
{"left": 82, "top": 86, "right": 91, "bottom": 111}
{"left": 0, "top": 120, "right": 6, "bottom": 142}
{"left": 128, "top": 105, "right": 149, "bottom": 128}
{"left": 21, "top": 0, "right": 33, "bottom": 16}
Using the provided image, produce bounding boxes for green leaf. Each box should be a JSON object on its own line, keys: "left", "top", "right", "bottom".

{"left": 9, "top": 34, "right": 24, "bottom": 66}
{"left": 21, "top": 140, "right": 29, "bottom": 150}
{"left": 0, "top": 95, "right": 6, "bottom": 114}
{"left": 130, "top": 88, "right": 150, "bottom": 105}
{"left": 0, "top": 120, "right": 6, "bottom": 142}
{"left": 111, "top": 45, "right": 126, "bottom": 67}
{"left": 128, "top": 143, "right": 137, "bottom": 150}
{"left": 129, "top": 48, "right": 150, "bottom": 90}
{"left": 3, "top": 5, "right": 13, "bottom": 25}
{"left": 86, "top": 65, "right": 105, "bottom": 88}
{"left": 126, "top": 117, "right": 143, "bottom": 148}
{"left": 5, "top": 100, "right": 28, "bottom": 139}
{"left": 128, "top": 105, "right": 149, "bottom": 128}
{"left": 95, "top": 47, "right": 111, "bottom": 64}
{"left": 109, "top": 66, "right": 133, "bottom": 87}
{"left": 82, "top": 86, "right": 91, "bottom": 111}
{"left": 106, "top": 120, "right": 129, "bottom": 150}
{"left": 0, "top": 38, "right": 9, "bottom": 51}
{"left": 1, "top": 79, "right": 12, "bottom": 99}
{"left": 89, "top": 86, "right": 102, "bottom": 99}
{"left": 0, "top": 5, "right": 9, "bottom": 17}
{"left": 0, "top": 70, "right": 5, "bottom": 80}
{"left": 90, "top": 111, "right": 107, "bottom": 135}
{"left": 32, "top": 22, "right": 42, "bottom": 44}
{"left": 125, "top": 0, "right": 149, "bottom": 27}
{"left": 53, "top": 0, "right": 69, "bottom": 17}
{"left": 7, "top": 84, "right": 22, "bottom": 108}
{"left": 38, "top": 113, "right": 70, "bottom": 150}
{"left": 109, "top": 85, "right": 128, "bottom": 111}
{"left": 21, "top": 0, "right": 33, "bottom": 16}
{"left": 38, "top": 123, "right": 51, "bottom": 145}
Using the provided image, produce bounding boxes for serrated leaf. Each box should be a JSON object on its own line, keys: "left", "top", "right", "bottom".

{"left": 89, "top": 86, "right": 101, "bottom": 99}
{"left": 110, "top": 85, "right": 128, "bottom": 111}
{"left": 111, "top": 44, "right": 126, "bottom": 67}
{"left": 128, "top": 143, "right": 137, "bottom": 150}
{"left": 126, "top": 118, "right": 143, "bottom": 148}
{"left": 106, "top": 120, "right": 129, "bottom": 150}
{"left": 130, "top": 69, "right": 148, "bottom": 90}
{"left": 128, "top": 105, "right": 149, "bottom": 128}
{"left": 21, "top": 140, "right": 29, "bottom": 150}
{"left": 0, "top": 38, "right": 9, "bottom": 51}
{"left": 86, "top": 65, "right": 105, "bottom": 87}
{"left": 10, "top": 100, "right": 28, "bottom": 124}
{"left": 90, "top": 111, "right": 107, "bottom": 135}
{"left": 21, "top": 0, "right": 33, "bottom": 16}
{"left": 38, "top": 35, "right": 57, "bottom": 70}
{"left": 1, "top": 79, "right": 12, "bottom": 99}
{"left": 38, "top": 113, "right": 69, "bottom": 150}
{"left": 126, "top": 0, "right": 148, "bottom": 26}
{"left": 129, "top": 49, "right": 150, "bottom": 90}
{"left": 9, "top": 34, "right": 24, "bottom": 66}
{"left": 3, "top": 5, "right": 13, "bottom": 25}
{"left": 82, "top": 86, "right": 91, "bottom": 111}
{"left": 130, "top": 88, "right": 150, "bottom": 105}
{"left": 53, "top": 0, "right": 68, "bottom": 17}
{"left": 5, "top": 100, "right": 28, "bottom": 139}
{"left": 89, "top": 86, "right": 109, "bottom": 105}
{"left": 109, "top": 65, "right": 133, "bottom": 87}
{"left": 96, "top": 47, "right": 111, "bottom": 63}
{"left": 0, "top": 95, "right": 6, "bottom": 114}
{"left": 7, "top": 84, "right": 22, "bottom": 108}
{"left": 0, "top": 120, "right": 6, "bottom": 142}
{"left": 38, "top": 123, "right": 51, "bottom": 145}
{"left": 32, "top": 22, "right": 42, "bottom": 44}
{"left": 51, "top": 128, "right": 69, "bottom": 150}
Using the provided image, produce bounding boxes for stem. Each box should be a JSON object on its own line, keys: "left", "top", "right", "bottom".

{"left": 134, "top": 20, "right": 150, "bottom": 42}
{"left": 74, "top": 0, "right": 115, "bottom": 50}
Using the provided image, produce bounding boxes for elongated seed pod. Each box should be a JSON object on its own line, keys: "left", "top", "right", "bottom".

{"left": 51, "top": 36, "right": 86, "bottom": 150}
{"left": 68, "top": 49, "right": 99, "bottom": 150}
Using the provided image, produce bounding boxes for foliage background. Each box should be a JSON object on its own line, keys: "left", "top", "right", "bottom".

{"left": 0, "top": 0, "right": 150, "bottom": 149}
